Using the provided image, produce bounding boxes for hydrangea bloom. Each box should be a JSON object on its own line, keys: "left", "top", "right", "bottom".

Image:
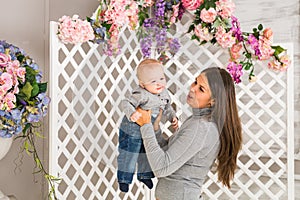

{"left": 58, "top": 15, "right": 95, "bottom": 44}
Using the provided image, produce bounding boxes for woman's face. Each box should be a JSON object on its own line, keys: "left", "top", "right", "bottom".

{"left": 187, "top": 73, "right": 212, "bottom": 108}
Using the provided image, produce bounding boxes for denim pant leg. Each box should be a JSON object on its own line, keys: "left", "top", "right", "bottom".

{"left": 137, "top": 141, "right": 155, "bottom": 180}
{"left": 117, "top": 128, "right": 143, "bottom": 184}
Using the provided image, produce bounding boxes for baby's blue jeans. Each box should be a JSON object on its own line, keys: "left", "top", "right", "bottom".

{"left": 117, "top": 116, "right": 155, "bottom": 184}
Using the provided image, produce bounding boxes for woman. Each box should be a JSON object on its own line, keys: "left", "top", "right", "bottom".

{"left": 135, "top": 67, "right": 242, "bottom": 200}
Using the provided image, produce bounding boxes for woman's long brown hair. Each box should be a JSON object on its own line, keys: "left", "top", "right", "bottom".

{"left": 203, "top": 67, "right": 242, "bottom": 188}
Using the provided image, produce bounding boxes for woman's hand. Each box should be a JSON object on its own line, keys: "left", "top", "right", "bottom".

{"left": 135, "top": 107, "right": 151, "bottom": 126}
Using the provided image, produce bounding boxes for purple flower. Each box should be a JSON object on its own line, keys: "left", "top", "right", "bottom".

{"left": 248, "top": 34, "right": 261, "bottom": 57}
{"left": 227, "top": 62, "right": 243, "bottom": 84}
{"left": 231, "top": 16, "right": 243, "bottom": 42}
{"left": 169, "top": 38, "right": 181, "bottom": 54}
{"left": 155, "top": 27, "right": 167, "bottom": 54}
{"left": 140, "top": 36, "right": 152, "bottom": 58}
{"left": 27, "top": 113, "right": 42, "bottom": 123}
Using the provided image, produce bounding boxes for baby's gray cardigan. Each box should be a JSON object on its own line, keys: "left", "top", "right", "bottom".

{"left": 122, "top": 86, "right": 176, "bottom": 122}
{"left": 140, "top": 108, "right": 220, "bottom": 200}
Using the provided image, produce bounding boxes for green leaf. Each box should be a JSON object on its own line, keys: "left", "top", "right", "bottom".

{"left": 86, "top": 16, "right": 92, "bottom": 22}
{"left": 38, "top": 82, "right": 48, "bottom": 93}
{"left": 21, "top": 82, "right": 33, "bottom": 99}
{"left": 187, "top": 24, "right": 195, "bottom": 33}
{"left": 258, "top": 24, "right": 263, "bottom": 31}
{"left": 25, "top": 66, "right": 38, "bottom": 83}
{"left": 243, "top": 62, "right": 253, "bottom": 70}
{"left": 191, "top": 35, "right": 198, "bottom": 40}
{"left": 245, "top": 53, "right": 252, "bottom": 59}
{"left": 17, "top": 54, "right": 25, "bottom": 63}
{"left": 31, "top": 83, "right": 39, "bottom": 97}
{"left": 200, "top": 40, "right": 207, "bottom": 45}
{"left": 212, "top": 19, "right": 221, "bottom": 28}
{"left": 272, "top": 45, "right": 285, "bottom": 56}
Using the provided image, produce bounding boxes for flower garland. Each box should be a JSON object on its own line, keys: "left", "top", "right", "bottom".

{"left": 56, "top": 0, "right": 291, "bottom": 84}
{"left": 0, "top": 40, "right": 58, "bottom": 199}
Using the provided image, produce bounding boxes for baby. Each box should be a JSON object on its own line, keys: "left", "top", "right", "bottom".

{"left": 117, "top": 58, "right": 178, "bottom": 192}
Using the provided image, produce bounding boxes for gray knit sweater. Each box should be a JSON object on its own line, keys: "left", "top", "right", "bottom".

{"left": 140, "top": 108, "right": 220, "bottom": 200}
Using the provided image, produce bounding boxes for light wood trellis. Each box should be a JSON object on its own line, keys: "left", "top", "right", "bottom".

{"left": 49, "top": 15, "right": 294, "bottom": 200}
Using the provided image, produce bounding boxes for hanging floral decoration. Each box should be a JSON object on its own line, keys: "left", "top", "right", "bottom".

{"left": 56, "top": 0, "right": 291, "bottom": 83}
{"left": 0, "top": 40, "right": 58, "bottom": 199}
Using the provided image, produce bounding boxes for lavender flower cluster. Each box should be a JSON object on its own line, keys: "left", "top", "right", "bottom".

{"left": 139, "top": 0, "right": 181, "bottom": 60}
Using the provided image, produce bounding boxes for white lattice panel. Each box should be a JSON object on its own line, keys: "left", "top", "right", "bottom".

{"left": 49, "top": 16, "right": 294, "bottom": 200}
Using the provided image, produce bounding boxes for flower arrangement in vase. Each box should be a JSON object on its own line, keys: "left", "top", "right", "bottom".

{"left": 0, "top": 40, "right": 58, "bottom": 199}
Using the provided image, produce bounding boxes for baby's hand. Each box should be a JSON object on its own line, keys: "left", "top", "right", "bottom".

{"left": 172, "top": 117, "right": 179, "bottom": 130}
{"left": 153, "top": 109, "right": 163, "bottom": 131}
{"left": 130, "top": 111, "right": 142, "bottom": 122}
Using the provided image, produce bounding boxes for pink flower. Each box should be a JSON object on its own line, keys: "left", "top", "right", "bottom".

{"left": 17, "top": 67, "right": 26, "bottom": 82}
{"left": 258, "top": 37, "right": 275, "bottom": 60}
{"left": 2, "top": 92, "right": 16, "bottom": 110}
{"left": 215, "top": 26, "right": 235, "bottom": 48}
{"left": 268, "top": 54, "right": 291, "bottom": 71}
{"left": 182, "top": 0, "right": 203, "bottom": 11}
{"left": 0, "top": 53, "right": 11, "bottom": 67}
{"left": 200, "top": 8, "right": 217, "bottom": 23}
{"left": 141, "top": 0, "right": 154, "bottom": 7}
{"left": 0, "top": 72, "right": 13, "bottom": 91}
{"left": 126, "top": 1, "right": 139, "bottom": 29}
{"left": 58, "top": 15, "right": 95, "bottom": 44}
{"left": 194, "top": 25, "right": 213, "bottom": 41}
{"left": 216, "top": 0, "right": 235, "bottom": 19}
{"left": 263, "top": 28, "right": 273, "bottom": 41}
{"left": 230, "top": 42, "right": 243, "bottom": 60}
{"left": 170, "top": 3, "right": 180, "bottom": 24}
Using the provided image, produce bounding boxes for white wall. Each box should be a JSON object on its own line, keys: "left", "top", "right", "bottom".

{"left": 0, "top": 0, "right": 299, "bottom": 199}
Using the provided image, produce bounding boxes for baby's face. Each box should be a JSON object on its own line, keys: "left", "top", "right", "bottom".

{"left": 140, "top": 64, "right": 166, "bottom": 94}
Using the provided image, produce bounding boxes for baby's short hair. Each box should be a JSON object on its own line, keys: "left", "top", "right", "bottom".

{"left": 137, "top": 58, "right": 163, "bottom": 80}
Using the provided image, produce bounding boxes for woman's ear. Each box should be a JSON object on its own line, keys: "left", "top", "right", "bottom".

{"left": 210, "top": 99, "right": 215, "bottom": 107}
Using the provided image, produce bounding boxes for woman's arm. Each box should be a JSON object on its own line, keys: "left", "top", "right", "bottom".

{"left": 136, "top": 108, "right": 215, "bottom": 177}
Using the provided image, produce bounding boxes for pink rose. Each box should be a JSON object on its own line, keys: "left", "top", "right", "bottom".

{"left": 182, "top": 0, "right": 203, "bottom": 11}
{"left": 268, "top": 54, "right": 290, "bottom": 71}
{"left": 17, "top": 67, "right": 26, "bottom": 82}
{"left": 170, "top": 3, "right": 180, "bottom": 24}
{"left": 194, "top": 25, "right": 213, "bottom": 41}
{"left": 0, "top": 72, "right": 13, "bottom": 91}
{"left": 230, "top": 43, "right": 243, "bottom": 60}
{"left": 258, "top": 38, "right": 274, "bottom": 60}
{"left": 216, "top": 0, "right": 235, "bottom": 19}
{"left": 215, "top": 27, "right": 235, "bottom": 48}
{"left": 278, "top": 54, "right": 291, "bottom": 71}
{"left": 0, "top": 53, "right": 11, "bottom": 67}
{"left": 3, "top": 92, "right": 16, "bottom": 110}
{"left": 263, "top": 28, "right": 273, "bottom": 41}
{"left": 200, "top": 8, "right": 217, "bottom": 23}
